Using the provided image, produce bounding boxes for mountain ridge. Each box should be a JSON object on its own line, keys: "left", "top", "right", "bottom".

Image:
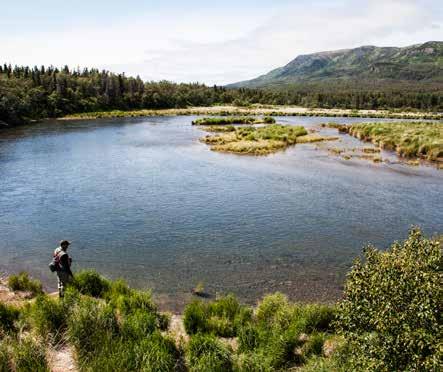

{"left": 228, "top": 41, "right": 443, "bottom": 88}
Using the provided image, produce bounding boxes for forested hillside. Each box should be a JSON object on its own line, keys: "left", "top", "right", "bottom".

{"left": 0, "top": 62, "right": 442, "bottom": 126}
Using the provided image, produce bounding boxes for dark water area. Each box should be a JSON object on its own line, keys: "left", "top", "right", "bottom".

{"left": 0, "top": 116, "right": 442, "bottom": 311}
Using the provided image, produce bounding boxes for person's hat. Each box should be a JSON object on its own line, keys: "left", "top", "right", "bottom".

{"left": 60, "top": 240, "right": 71, "bottom": 246}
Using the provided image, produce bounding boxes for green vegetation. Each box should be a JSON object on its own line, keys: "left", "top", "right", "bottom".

{"left": 200, "top": 125, "right": 236, "bottom": 133}
{"left": 184, "top": 295, "right": 251, "bottom": 337}
{"left": 186, "top": 333, "right": 233, "bottom": 371}
{"left": 23, "top": 294, "right": 67, "bottom": 343}
{"left": 296, "top": 133, "right": 339, "bottom": 143}
{"left": 192, "top": 116, "right": 275, "bottom": 125}
{"left": 63, "top": 107, "right": 443, "bottom": 121}
{"left": 7, "top": 272, "right": 43, "bottom": 296}
{"left": 345, "top": 122, "right": 443, "bottom": 161}
{"left": 10, "top": 338, "right": 49, "bottom": 372}
{"left": 71, "top": 269, "right": 110, "bottom": 297}
{"left": 0, "top": 229, "right": 440, "bottom": 371}
{"left": 200, "top": 124, "right": 339, "bottom": 155}
{"left": 1, "top": 59, "right": 442, "bottom": 126}
{"left": 0, "top": 303, "right": 20, "bottom": 336}
{"left": 336, "top": 227, "right": 442, "bottom": 371}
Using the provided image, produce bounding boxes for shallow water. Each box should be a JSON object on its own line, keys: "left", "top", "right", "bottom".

{"left": 0, "top": 116, "right": 442, "bottom": 311}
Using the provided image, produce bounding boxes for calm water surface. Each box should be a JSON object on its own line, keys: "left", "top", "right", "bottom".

{"left": 1, "top": 116, "right": 442, "bottom": 310}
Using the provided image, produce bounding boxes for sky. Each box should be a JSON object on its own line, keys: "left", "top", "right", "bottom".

{"left": 2, "top": 0, "right": 442, "bottom": 85}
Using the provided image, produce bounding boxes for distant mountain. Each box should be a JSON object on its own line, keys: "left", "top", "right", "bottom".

{"left": 228, "top": 41, "right": 443, "bottom": 88}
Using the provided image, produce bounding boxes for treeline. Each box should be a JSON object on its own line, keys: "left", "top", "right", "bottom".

{"left": 0, "top": 64, "right": 442, "bottom": 125}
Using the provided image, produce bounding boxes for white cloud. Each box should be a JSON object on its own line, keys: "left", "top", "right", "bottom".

{"left": 2, "top": 0, "right": 442, "bottom": 84}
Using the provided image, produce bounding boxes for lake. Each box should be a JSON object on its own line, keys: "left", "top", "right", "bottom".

{"left": 0, "top": 116, "right": 442, "bottom": 311}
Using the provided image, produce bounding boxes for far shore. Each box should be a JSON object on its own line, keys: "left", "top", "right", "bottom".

{"left": 59, "top": 105, "right": 443, "bottom": 121}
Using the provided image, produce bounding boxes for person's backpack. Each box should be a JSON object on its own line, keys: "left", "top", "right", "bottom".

{"left": 48, "top": 249, "right": 63, "bottom": 272}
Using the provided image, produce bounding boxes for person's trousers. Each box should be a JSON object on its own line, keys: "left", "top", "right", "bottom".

{"left": 56, "top": 271, "right": 72, "bottom": 298}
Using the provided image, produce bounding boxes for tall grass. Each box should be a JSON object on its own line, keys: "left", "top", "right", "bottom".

{"left": 63, "top": 271, "right": 178, "bottom": 371}
{"left": 23, "top": 294, "right": 67, "bottom": 343}
{"left": 183, "top": 292, "right": 338, "bottom": 370}
{"left": 0, "top": 303, "right": 20, "bottom": 336}
{"left": 348, "top": 122, "right": 443, "bottom": 161}
{"left": 11, "top": 338, "right": 49, "bottom": 372}
{"left": 72, "top": 269, "right": 110, "bottom": 298}
{"left": 186, "top": 333, "right": 233, "bottom": 372}
{"left": 7, "top": 272, "right": 43, "bottom": 296}
{"left": 183, "top": 295, "right": 251, "bottom": 337}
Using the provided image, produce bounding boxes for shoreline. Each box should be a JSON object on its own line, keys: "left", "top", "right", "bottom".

{"left": 0, "top": 268, "right": 342, "bottom": 314}
{"left": 59, "top": 105, "right": 443, "bottom": 121}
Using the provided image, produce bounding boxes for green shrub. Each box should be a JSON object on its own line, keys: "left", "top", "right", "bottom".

{"left": 0, "top": 303, "right": 19, "bottom": 337}
{"left": 11, "top": 338, "right": 48, "bottom": 372}
{"left": 136, "top": 332, "right": 178, "bottom": 372}
{"left": 337, "top": 227, "right": 442, "bottom": 371}
{"left": 183, "top": 300, "right": 207, "bottom": 335}
{"left": 183, "top": 295, "right": 251, "bottom": 337}
{"left": 24, "top": 295, "right": 66, "bottom": 343}
{"left": 121, "top": 309, "right": 157, "bottom": 340}
{"left": 72, "top": 270, "right": 110, "bottom": 298}
{"left": 237, "top": 324, "right": 260, "bottom": 352}
{"left": 303, "top": 304, "right": 337, "bottom": 333}
{"left": 301, "top": 333, "right": 326, "bottom": 357}
{"left": 256, "top": 292, "right": 292, "bottom": 329}
{"left": 110, "top": 288, "right": 157, "bottom": 316}
{"left": 187, "top": 333, "right": 233, "bottom": 372}
{"left": 80, "top": 332, "right": 178, "bottom": 372}
{"left": 264, "top": 326, "right": 304, "bottom": 368}
{"left": 7, "top": 272, "right": 43, "bottom": 296}
{"left": 67, "top": 297, "right": 118, "bottom": 357}
{"left": 74, "top": 337, "right": 138, "bottom": 371}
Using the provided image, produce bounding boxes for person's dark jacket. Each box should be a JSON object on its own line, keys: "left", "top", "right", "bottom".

{"left": 58, "top": 251, "right": 73, "bottom": 276}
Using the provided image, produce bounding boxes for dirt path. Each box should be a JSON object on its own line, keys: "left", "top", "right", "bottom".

{"left": 168, "top": 314, "right": 188, "bottom": 345}
{"left": 47, "top": 345, "right": 78, "bottom": 372}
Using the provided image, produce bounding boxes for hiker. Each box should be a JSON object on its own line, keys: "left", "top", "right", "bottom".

{"left": 52, "top": 240, "right": 74, "bottom": 298}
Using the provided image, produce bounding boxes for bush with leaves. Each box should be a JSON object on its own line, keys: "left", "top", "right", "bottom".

{"left": 337, "top": 227, "right": 442, "bottom": 371}
{"left": 7, "top": 272, "right": 43, "bottom": 296}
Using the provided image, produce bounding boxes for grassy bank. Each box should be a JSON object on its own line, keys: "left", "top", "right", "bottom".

{"left": 200, "top": 124, "right": 337, "bottom": 155}
{"left": 59, "top": 105, "right": 443, "bottom": 121}
{"left": 192, "top": 116, "right": 275, "bottom": 125}
{"left": 0, "top": 229, "right": 440, "bottom": 371}
{"left": 338, "top": 122, "right": 443, "bottom": 162}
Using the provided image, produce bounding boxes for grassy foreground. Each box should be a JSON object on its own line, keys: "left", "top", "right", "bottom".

{"left": 200, "top": 124, "right": 337, "bottom": 155}
{"left": 0, "top": 228, "right": 441, "bottom": 371}
{"left": 343, "top": 122, "right": 443, "bottom": 162}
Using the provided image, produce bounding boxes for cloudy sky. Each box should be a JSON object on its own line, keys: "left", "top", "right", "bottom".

{"left": 2, "top": 0, "right": 442, "bottom": 84}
